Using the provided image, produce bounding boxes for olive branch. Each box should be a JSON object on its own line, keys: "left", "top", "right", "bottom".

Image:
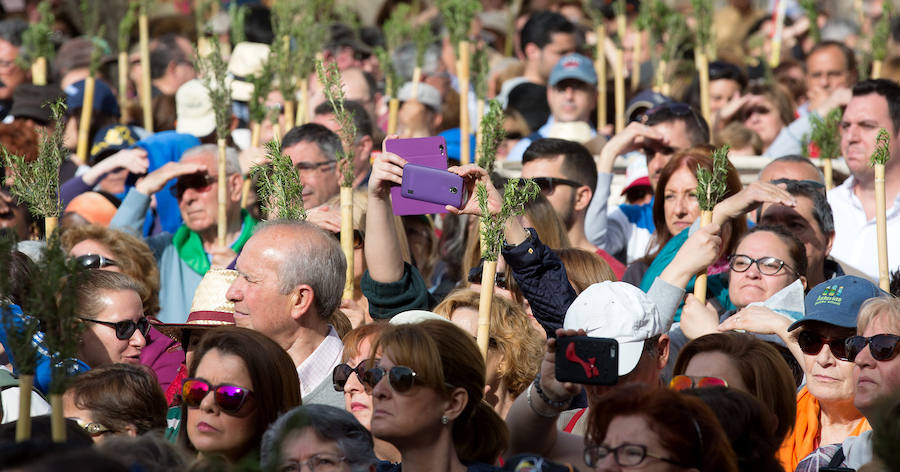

{"left": 696, "top": 145, "right": 730, "bottom": 211}
{"left": 478, "top": 179, "right": 540, "bottom": 261}
{"left": 251, "top": 139, "right": 307, "bottom": 221}
{"left": 315, "top": 60, "right": 356, "bottom": 187}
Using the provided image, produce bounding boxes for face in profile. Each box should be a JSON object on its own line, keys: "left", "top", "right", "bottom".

{"left": 78, "top": 289, "right": 146, "bottom": 367}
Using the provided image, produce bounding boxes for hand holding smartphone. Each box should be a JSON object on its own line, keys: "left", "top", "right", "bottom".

{"left": 400, "top": 164, "right": 465, "bottom": 209}
{"left": 555, "top": 336, "right": 618, "bottom": 385}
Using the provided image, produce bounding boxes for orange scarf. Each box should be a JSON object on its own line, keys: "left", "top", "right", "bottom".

{"left": 777, "top": 386, "right": 871, "bottom": 471}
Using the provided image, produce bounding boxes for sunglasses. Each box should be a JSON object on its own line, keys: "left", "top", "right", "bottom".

{"left": 332, "top": 359, "right": 378, "bottom": 392}
{"left": 361, "top": 365, "right": 418, "bottom": 393}
{"left": 78, "top": 316, "right": 150, "bottom": 340}
{"left": 182, "top": 378, "right": 255, "bottom": 414}
{"left": 797, "top": 331, "right": 850, "bottom": 361}
{"left": 845, "top": 334, "right": 900, "bottom": 362}
{"left": 669, "top": 375, "right": 728, "bottom": 391}
{"left": 170, "top": 173, "right": 217, "bottom": 199}
{"left": 70, "top": 418, "right": 112, "bottom": 436}
{"left": 729, "top": 254, "right": 795, "bottom": 276}
{"left": 645, "top": 102, "right": 706, "bottom": 133}
{"left": 531, "top": 176, "right": 582, "bottom": 195}
{"left": 74, "top": 253, "right": 118, "bottom": 269}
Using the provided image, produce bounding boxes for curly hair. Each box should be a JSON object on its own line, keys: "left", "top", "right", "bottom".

{"left": 60, "top": 224, "right": 160, "bottom": 317}
{"left": 433, "top": 289, "right": 544, "bottom": 398}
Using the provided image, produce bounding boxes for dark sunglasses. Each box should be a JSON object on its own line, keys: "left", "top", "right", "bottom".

{"left": 74, "top": 253, "right": 118, "bottom": 269}
{"left": 182, "top": 378, "right": 255, "bottom": 414}
{"left": 797, "top": 331, "right": 850, "bottom": 361}
{"left": 361, "top": 365, "right": 418, "bottom": 393}
{"left": 332, "top": 359, "right": 378, "bottom": 392}
{"left": 78, "top": 317, "right": 150, "bottom": 340}
{"left": 531, "top": 176, "right": 582, "bottom": 195}
{"left": 170, "top": 173, "right": 217, "bottom": 199}
{"left": 846, "top": 334, "right": 900, "bottom": 362}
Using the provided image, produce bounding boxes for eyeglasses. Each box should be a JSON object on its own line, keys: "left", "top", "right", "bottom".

{"left": 170, "top": 173, "right": 217, "bottom": 199}
{"left": 531, "top": 176, "right": 582, "bottom": 195}
{"left": 729, "top": 254, "right": 795, "bottom": 276}
{"left": 669, "top": 375, "right": 728, "bottom": 391}
{"left": 295, "top": 160, "right": 337, "bottom": 173}
{"left": 182, "top": 378, "right": 255, "bottom": 414}
{"left": 361, "top": 365, "right": 418, "bottom": 393}
{"left": 279, "top": 454, "right": 347, "bottom": 472}
{"left": 74, "top": 253, "right": 118, "bottom": 269}
{"left": 78, "top": 317, "right": 150, "bottom": 340}
{"left": 584, "top": 443, "right": 685, "bottom": 468}
{"left": 845, "top": 334, "right": 900, "bottom": 362}
{"left": 70, "top": 418, "right": 113, "bottom": 436}
{"left": 798, "top": 331, "right": 851, "bottom": 361}
{"left": 332, "top": 359, "right": 378, "bottom": 392}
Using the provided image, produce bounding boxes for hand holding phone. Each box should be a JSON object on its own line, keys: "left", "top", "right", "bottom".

{"left": 400, "top": 164, "right": 465, "bottom": 209}
{"left": 555, "top": 336, "right": 618, "bottom": 385}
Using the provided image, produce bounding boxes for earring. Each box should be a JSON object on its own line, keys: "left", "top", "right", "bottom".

{"left": 441, "top": 416, "right": 449, "bottom": 425}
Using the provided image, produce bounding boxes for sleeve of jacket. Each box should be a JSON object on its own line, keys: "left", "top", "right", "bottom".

{"left": 361, "top": 262, "right": 436, "bottom": 320}
{"left": 503, "top": 228, "right": 577, "bottom": 337}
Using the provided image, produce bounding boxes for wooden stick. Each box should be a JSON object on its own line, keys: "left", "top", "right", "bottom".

{"left": 476, "top": 259, "right": 497, "bottom": 358}
{"left": 458, "top": 40, "right": 471, "bottom": 164}
{"left": 631, "top": 30, "right": 641, "bottom": 92}
{"left": 340, "top": 186, "right": 355, "bottom": 300}
{"left": 614, "top": 48, "right": 625, "bottom": 133}
{"left": 217, "top": 138, "right": 227, "bottom": 247}
{"left": 31, "top": 57, "right": 47, "bottom": 86}
{"left": 273, "top": 122, "right": 282, "bottom": 142}
{"left": 45, "top": 216, "right": 57, "bottom": 237}
{"left": 823, "top": 159, "right": 833, "bottom": 192}
{"left": 873, "top": 60, "right": 884, "bottom": 80}
{"left": 50, "top": 393, "right": 64, "bottom": 442}
{"left": 139, "top": 10, "right": 153, "bottom": 133}
{"left": 693, "top": 210, "right": 713, "bottom": 303}
{"left": 74, "top": 76, "right": 95, "bottom": 166}
{"left": 388, "top": 98, "right": 399, "bottom": 136}
{"left": 411, "top": 66, "right": 422, "bottom": 101}
{"left": 876, "top": 164, "right": 890, "bottom": 291}
{"left": 769, "top": 0, "right": 787, "bottom": 68}
{"left": 475, "top": 98, "right": 485, "bottom": 160}
{"left": 15, "top": 374, "right": 33, "bottom": 441}
{"left": 296, "top": 79, "right": 309, "bottom": 126}
{"left": 654, "top": 59, "right": 667, "bottom": 93}
{"left": 697, "top": 52, "right": 711, "bottom": 135}
{"left": 284, "top": 100, "right": 295, "bottom": 132}
{"left": 118, "top": 52, "right": 128, "bottom": 124}
{"left": 505, "top": 0, "right": 523, "bottom": 58}
{"left": 595, "top": 25, "right": 607, "bottom": 131}
{"left": 242, "top": 122, "right": 262, "bottom": 208}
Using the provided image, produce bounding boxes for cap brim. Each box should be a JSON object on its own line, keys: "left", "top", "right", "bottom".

{"left": 231, "top": 80, "right": 253, "bottom": 102}
{"left": 617, "top": 340, "right": 645, "bottom": 376}
{"left": 176, "top": 117, "right": 216, "bottom": 137}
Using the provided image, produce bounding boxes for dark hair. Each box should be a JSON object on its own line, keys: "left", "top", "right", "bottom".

{"left": 281, "top": 123, "right": 343, "bottom": 161}
{"left": 0, "top": 19, "right": 27, "bottom": 46}
{"left": 179, "top": 327, "right": 302, "bottom": 459}
{"left": 586, "top": 383, "right": 739, "bottom": 472}
{"left": 673, "top": 332, "right": 798, "bottom": 442}
{"left": 762, "top": 155, "right": 825, "bottom": 182}
{"left": 95, "top": 432, "right": 190, "bottom": 472}
{"left": 6, "top": 250, "right": 36, "bottom": 307}
{"left": 314, "top": 100, "right": 373, "bottom": 139}
{"left": 65, "top": 364, "right": 167, "bottom": 435}
{"left": 149, "top": 34, "right": 190, "bottom": 80}
{"left": 683, "top": 387, "right": 785, "bottom": 472}
{"left": 522, "top": 138, "right": 598, "bottom": 191}
{"left": 739, "top": 224, "right": 808, "bottom": 278}
{"left": 852, "top": 79, "right": 900, "bottom": 132}
{"left": 243, "top": 4, "right": 274, "bottom": 45}
{"left": 807, "top": 41, "right": 858, "bottom": 79}
{"left": 645, "top": 104, "right": 710, "bottom": 145}
{"left": 684, "top": 61, "right": 747, "bottom": 109}
{"left": 519, "top": 11, "right": 575, "bottom": 51}
{"left": 763, "top": 178, "right": 834, "bottom": 234}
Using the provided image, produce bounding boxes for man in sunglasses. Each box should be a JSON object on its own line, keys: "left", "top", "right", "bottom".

{"left": 587, "top": 102, "right": 709, "bottom": 264}
{"left": 110, "top": 144, "right": 254, "bottom": 323}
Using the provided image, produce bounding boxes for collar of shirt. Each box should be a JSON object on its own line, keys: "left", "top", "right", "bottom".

{"left": 295, "top": 326, "right": 344, "bottom": 398}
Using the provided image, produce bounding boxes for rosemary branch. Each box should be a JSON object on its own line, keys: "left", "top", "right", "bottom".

{"left": 478, "top": 178, "right": 540, "bottom": 261}
{"left": 383, "top": 3, "right": 412, "bottom": 52}
{"left": 870, "top": 128, "right": 891, "bottom": 167}
{"left": 690, "top": 0, "right": 714, "bottom": 58}
{"left": 873, "top": 1, "right": 893, "bottom": 62}
{"left": 118, "top": 2, "right": 139, "bottom": 55}
{"left": 315, "top": 60, "right": 356, "bottom": 187}
{"left": 0, "top": 233, "right": 39, "bottom": 375}
{"left": 374, "top": 47, "right": 399, "bottom": 98}
{"left": 696, "top": 145, "right": 730, "bottom": 211}
{"left": 19, "top": 1, "right": 55, "bottom": 69}
{"left": 471, "top": 45, "right": 489, "bottom": 101}
{"left": 230, "top": 2, "right": 249, "bottom": 45}
{"left": 248, "top": 59, "right": 275, "bottom": 125}
{"left": 798, "top": 0, "right": 820, "bottom": 43}
{"left": 476, "top": 100, "right": 503, "bottom": 173}
{"left": 807, "top": 107, "right": 842, "bottom": 160}
{"left": 195, "top": 37, "right": 231, "bottom": 142}
{"left": 251, "top": 139, "right": 307, "bottom": 221}
{"left": 413, "top": 22, "right": 435, "bottom": 70}
{"left": 438, "top": 0, "right": 481, "bottom": 53}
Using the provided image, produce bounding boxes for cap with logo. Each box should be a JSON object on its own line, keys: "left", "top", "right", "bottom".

{"left": 549, "top": 53, "right": 598, "bottom": 87}
{"left": 788, "top": 275, "right": 888, "bottom": 331}
{"left": 90, "top": 124, "right": 139, "bottom": 164}
{"left": 563, "top": 281, "right": 666, "bottom": 376}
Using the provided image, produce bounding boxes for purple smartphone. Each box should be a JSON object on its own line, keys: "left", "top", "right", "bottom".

{"left": 385, "top": 137, "right": 448, "bottom": 215}
{"left": 401, "top": 164, "right": 465, "bottom": 208}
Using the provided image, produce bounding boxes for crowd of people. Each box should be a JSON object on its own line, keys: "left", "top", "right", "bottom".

{"left": 0, "top": 0, "right": 899, "bottom": 471}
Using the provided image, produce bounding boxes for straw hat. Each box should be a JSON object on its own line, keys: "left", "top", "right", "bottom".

{"left": 155, "top": 268, "right": 238, "bottom": 341}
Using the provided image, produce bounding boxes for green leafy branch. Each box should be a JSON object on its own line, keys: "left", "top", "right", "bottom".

{"left": 582, "top": 0, "right": 603, "bottom": 25}
{"left": 195, "top": 0, "right": 215, "bottom": 37}
{"left": 870, "top": 128, "right": 891, "bottom": 167}
{"left": 88, "top": 28, "right": 107, "bottom": 77}
{"left": 438, "top": 0, "right": 481, "bottom": 52}
{"left": 251, "top": 139, "right": 307, "bottom": 221}
{"left": 383, "top": 3, "right": 412, "bottom": 52}
{"left": 696, "top": 145, "right": 730, "bottom": 211}
{"left": 79, "top": 0, "right": 100, "bottom": 43}
{"left": 799, "top": 0, "right": 820, "bottom": 43}
{"left": 296, "top": 2, "right": 329, "bottom": 80}
{"left": 873, "top": 1, "right": 893, "bottom": 62}
{"left": 636, "top": 0, "right": 672, "bottom": 61}
{"left": 118, "top": 1, "right": 139, "bottom": 54}
{"left": 660, "top": 13, "right": 689, "bottom": 64}
{"left": 248, "top": 59, "right": 275, "bottom": 125}
{"left": 195, "top": 37, "right": 231, "bottom": 142}
{"left": 471, "top": 44, "right": 489, "bottom": 100}
{"left": 271, "top": 0, "right": 301, "bottom": 98}
{"left": 0, "top": 233, "right": 39, "bottom": 376}
{"left": 479, "top": 178, "right": 540, "bottom": 261}
{"left": 3, "top": 99, "right": 67, "bottom": 219}
{"left": 413, "top": 22, "right": 435, "bottom": 70}
{"left": 476, "top": 100, "right": 503, "bottom": 173}
{"left": 19, "top": 1, "right": 55, "bottom": 69}
{"left": 375, "top": 47, "right": 399, "bottom": 98}
{"left": 691, "top": 0, "right": 714, "bottom": 58}
{"left": 316, "top": 60, "right": 356, "bottom": 187}
{"left": 230, "top": 2, "right": 249, "bottom": 45}
{"left": 807, "top": 107, "right": 842, "bottom": 160}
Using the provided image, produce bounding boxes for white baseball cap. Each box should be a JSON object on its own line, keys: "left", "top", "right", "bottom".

{"left": 175, "top": 79, "right": 216, "bottom": 138}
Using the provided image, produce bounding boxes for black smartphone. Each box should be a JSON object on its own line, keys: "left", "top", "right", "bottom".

{"left": 555, "top": 336, "right": 618, "bottom": 385}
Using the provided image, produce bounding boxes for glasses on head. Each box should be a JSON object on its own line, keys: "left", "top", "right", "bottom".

{"left": 845, "top": 334, "right": 900, "bottom": 362}
{"left": 332, "top": 359, "right": 378, "bottom": 392}
{"left": 361, "top": 365, "right": 418, "bottom": 393}
{"left": 729, "top": 254, "right": 795, "bottom": 276}
{"left": 74, "top": 253, "right": 118, "bottom": 269}
{"left": 279, "top": 454, "right": 347, "bottom": 472}
{"left": 645, "top": 102, "right": 706, "bottom": 133}
{"left": 295, "top": 160, "right": 337, "bottom": 173}
{"left": 531, "top": 177, "right": 582, "bottom": 195}
{"left": 797, "top": 331, "right": 851, "bottom": 361}
{"left": 78, "top": 317, "right": 150, "bottom": 340}
{"left": 170, "top": 173, "right": 217, "bottom": 199}
{"left": 182, "top": 378, "right": 255, "bottom": 414}
{"left": 584, "top": 443, "right": 684, "bottom": 468}
{"left": 69, "top": 418, "right": 113, "bottom": 436}
{"left": 669, "top": 375, "right": 728, "bottom": 391}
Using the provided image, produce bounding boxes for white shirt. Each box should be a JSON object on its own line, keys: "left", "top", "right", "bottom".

{"left": 295, "top": 326, "right": 343, "bottom": 399}
{"left": 827, "top": 175, "right": 900, "bottom": 280}
{"left": 1, "top": 388, "right": 51, "bottom": 424}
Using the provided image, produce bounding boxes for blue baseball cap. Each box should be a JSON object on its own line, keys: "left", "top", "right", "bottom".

{"left": 64, "top": 78, "right": 120, "bottom": 117}
{"left": 788, "top": 276, "right": 888, "bottom": 331}
{"left": 548, "top": 53, "right": 597, "bottom": 87}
